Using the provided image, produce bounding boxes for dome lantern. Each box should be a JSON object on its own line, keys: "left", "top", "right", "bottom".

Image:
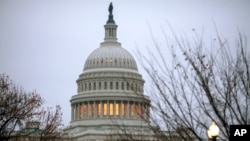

{"left": 103, "top": 2, "right": 118, "bottom": 43}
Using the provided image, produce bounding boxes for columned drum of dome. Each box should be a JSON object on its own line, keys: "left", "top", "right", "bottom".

{"left": 65, "top": 3, "right": 152, "bottom": 140}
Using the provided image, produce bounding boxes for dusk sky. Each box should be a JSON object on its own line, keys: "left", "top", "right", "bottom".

{"left": 0, "top": 0, "right": 249, "bottom": 126}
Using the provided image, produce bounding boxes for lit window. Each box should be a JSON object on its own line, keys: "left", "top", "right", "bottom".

{"left": 110, "top": 103, "right": 114, "bottom": 116}
{"left": 88, "top": 103, "right": 94, "bottom": 117}
{"left": 116, "top": 103, "right": 119, "bottom": 116}
{"left": 122, "top": 103, "right": 126, "bottom": 117}
{"left": 83, "top": 104, "right": 87, "bottom": 118}
{"left": 130, "top": 103, "right": 134, "bottom": 118}
{"left": 103, "top": 102, "right": 107, "bottom": 116}
{"left": 135, "top": 104, "right": 139, "bottom": 118}
{"left": 97, "top": 103, "right": 101, "bottom": 117}
{"left": 80, "top": 104, "right": 83, "bottom": 119}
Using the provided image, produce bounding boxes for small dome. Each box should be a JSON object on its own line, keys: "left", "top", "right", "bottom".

{"left": 83, "top": 45, "right": 138, "bottom": 71}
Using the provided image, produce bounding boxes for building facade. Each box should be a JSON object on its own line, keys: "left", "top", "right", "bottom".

{"left": 64, "top": 3, "right": 153, "bottom": 141}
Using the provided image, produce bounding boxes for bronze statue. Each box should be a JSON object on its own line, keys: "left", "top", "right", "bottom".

{"left": 107, "top": 2, "right": 115, "bottom": 24}
{"left": 108, "top": 2, "right": 113, "bottom": 15}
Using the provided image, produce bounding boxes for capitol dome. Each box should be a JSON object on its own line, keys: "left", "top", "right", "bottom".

{"left": 83, "top": 44, "right": 138, "bottom": 71}
{"left": 66, "top": 3, "right": 151, "bottom": 140}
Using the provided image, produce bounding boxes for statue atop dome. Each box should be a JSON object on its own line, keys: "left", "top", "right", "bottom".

{"left": 108, "top": 2, "right": 113, "bottom": 14}
{"left": 107, "top": 2, "right": 115, "bottom": 24}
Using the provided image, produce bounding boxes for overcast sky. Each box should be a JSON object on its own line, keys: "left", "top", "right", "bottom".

{"left": 0, "top": 0, "right": 249, "bottom": 126}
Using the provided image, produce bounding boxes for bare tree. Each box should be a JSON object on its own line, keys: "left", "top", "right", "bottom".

{"left": 137, "top": 29, "right": 250, "bottom": 141}
{"left": 0, "top": 74, "right": 63, "bottom": 140}
{"left": 39, "top": 105, "right": 63, "bottom": 141}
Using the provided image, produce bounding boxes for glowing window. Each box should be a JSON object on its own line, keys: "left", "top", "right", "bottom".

{"left": 83, "top": 104, "right": 87, "bottom": 118}
{"left": 116, "top": 103, "right": 119, "bottom": 116}
{"left": 97, "top": 103, "right": 101, "bottom": 117}
{"left": 135, "top": 104, "right": 139, "bottom": 118}
{"left": 109, "top": 103, "right": 114, "bottom": 116}
{"left": 103, "top": 103, "right": 107, "bottom": 116}
{"left": 122, "top": 103, "right": 126, "bottom": 117}
{"left": 88, "top": 103, "right": 94, "bottom": 117}
{"left": 80, "top": 104, "right": 83, "bottom": 119}
{"left": 130, "top": 103, "right": 134, "bottom": 118}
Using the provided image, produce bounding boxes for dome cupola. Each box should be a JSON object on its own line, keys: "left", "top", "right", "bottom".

{"left": 83, "top": 2, "right": 138, "bottom": 72}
